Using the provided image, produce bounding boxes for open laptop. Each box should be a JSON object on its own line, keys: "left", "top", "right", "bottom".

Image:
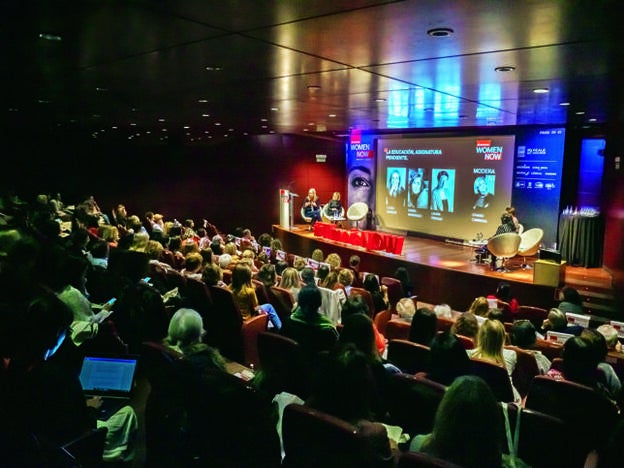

{"left": 79, "top": 354, "right": 139, "bottom": 420}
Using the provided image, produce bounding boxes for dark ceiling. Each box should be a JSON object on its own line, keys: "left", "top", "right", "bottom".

{"left": 3, "top": 0, "right": 622, "bottom": 145}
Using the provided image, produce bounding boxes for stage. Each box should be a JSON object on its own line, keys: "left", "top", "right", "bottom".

{"left": 273, "top": 224, "right": 615, "bottom": 317}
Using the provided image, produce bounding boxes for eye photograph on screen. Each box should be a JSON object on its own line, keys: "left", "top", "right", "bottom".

{"left": 375, "top": 135, "right": 516, "bottom": 240}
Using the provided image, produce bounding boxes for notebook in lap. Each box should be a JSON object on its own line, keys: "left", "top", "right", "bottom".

{"left": 79, "top": 355, "right": 139, "bottom": 421}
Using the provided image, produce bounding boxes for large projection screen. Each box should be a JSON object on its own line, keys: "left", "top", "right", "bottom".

{"left": 375, "top": 135, "right": 516, "bottom": 240}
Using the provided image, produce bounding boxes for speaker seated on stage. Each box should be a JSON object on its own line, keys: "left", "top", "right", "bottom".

{"left": 487, "top": 212, "right": 521, "bottom": 271}
{"left": 301, "top": 188, "right": 322, "bottom": 229}
{"left": 322, "top": 192, "right": 345, "bottom": 222}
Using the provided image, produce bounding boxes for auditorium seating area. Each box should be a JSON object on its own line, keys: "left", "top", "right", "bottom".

{"left": 1, "top": 195, "right": 623, "bottom": 467}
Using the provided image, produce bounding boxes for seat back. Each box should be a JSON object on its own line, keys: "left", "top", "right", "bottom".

{"left": 241, "top": 313, "right": 269, "bottom": 369}
{"left": 436, "top": 315, "right": 455, "bottom": 332}
{"left": 387, "top": 339, "right": 431, "bottom": 375}
{"left": 180, "top": 277, "right": 213, "bottom": 319}
{"left": 516, "top": 305, "right": 549, "bottom": 330}
{"left": 505, "top": 345, "right": 540, "bottom": 397}
{"left": 349, "top": 287, "right": 377, "bottom": 318}
{"left": 207, "top": 285, "right": 244, "bottom": 362}
{"left": 532, "top": 338, "right": 563, "bottom": 361}
{"left": 140, "top": 341, "right": 186, "bottom": 466}
{"left": 518, "top": 228, "right": 544, "bottom": 256}
{"left": 455, "top": 334, "right": 475, "bottom": 350}
{"left": 469, "top": 357, "right": 515, "bottom": 402}
{"left": 346, "top": 202, "right": 368, "bottom": 221}
{"left": 282, "top": 403, "right": 381, "bottom": 468}
{"left": 380, "top": 276, "right": 403, "bottom": 311}
{"left": 61, "top": 427, "right": 108, "bottom": 468}
{"left": 385, "top": 319, "right": 411, "bottom": 341}
{"left": 525, "top": 375, "right": 620, "bottom": 457}
{"left": 373, "top": 308, "right": 392, "bottom": 336}
{"left": 503, "top": 403, "right": 578, "bottom": 468}
{"left": 487, "top": 233, "right": 522, "bottom": 258}
{"left": 267, "top": 286, "right": 296, "bottom": 322}
{"left": 257, "top": 331, "right": 309, "bottom": 397}
{"left": 385, "top": 372, "right": 446, "bottom": 436}
{"left": 252, "top": 279, "right": 270, "bottom": 305}
{"left": 396, "top": 451, "right": 461, "bottom": 468}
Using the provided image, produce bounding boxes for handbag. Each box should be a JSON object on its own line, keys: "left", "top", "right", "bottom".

{"left": 501, "top": 403, "right": 530, "bottom": 468}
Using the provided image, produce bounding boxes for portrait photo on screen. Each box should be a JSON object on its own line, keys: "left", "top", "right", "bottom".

{"left": 430, "top": 169, "right": 455, "bottom": 213}
{"left": 472, "top": 171, "right": 496, "bottom": 211}
{"left": 385, "top": 167, "right": 407, "bottom": 214}
{"left": 407, "top": 168, "right": 429, "bottom": 211}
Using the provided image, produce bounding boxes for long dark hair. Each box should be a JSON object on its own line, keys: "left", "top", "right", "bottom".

{"left": 427, "top": 376, "right": 503, "bottom": 468}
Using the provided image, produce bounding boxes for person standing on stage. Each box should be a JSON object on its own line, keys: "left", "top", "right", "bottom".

{"left": 302, "top": 188, "right": 322, "bottom": 227}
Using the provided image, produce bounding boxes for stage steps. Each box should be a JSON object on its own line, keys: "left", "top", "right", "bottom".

{"left": 563, "top": 269, "right": 619, "bottom": 319}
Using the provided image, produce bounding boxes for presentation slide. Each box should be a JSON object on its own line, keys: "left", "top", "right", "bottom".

{"left": 375, "top": 135, "right": 516, "bottom": 240}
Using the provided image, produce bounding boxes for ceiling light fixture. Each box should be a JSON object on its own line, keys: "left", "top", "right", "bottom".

{"left": 307, "top": 85, "right": 321, "bottom": 90}
{"left": 271, "top": 107, "right": 279, "bottom": 111}
{"left": 495, "top": 66, "right": 516, "bottom": 72}
{"left": 560, "top": 102, "right": 571, "bottom": 106}
{"left": 427, "top": 27, "right": 454, "bottom": 37}
{"left": 375, "top": 98, "right": 386, "bottom": 102}
{"left": 197, "top": 99, "right": 208, "bottom": 103}
{"left": 202, "top": 114, "right": 210, "bottom": 117}
{"left": 205, "top": 66, "right": 223, "bottom": 71}
{"left": 532, "top": 87, "right": 549, "bottom": 94}
{"left": 328, "top": 114, "right": 336, "bottom": 118}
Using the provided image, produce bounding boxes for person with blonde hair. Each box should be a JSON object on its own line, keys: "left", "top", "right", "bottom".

{"left": 302, "top": 187, "right": 322, "bottom": 228}
{"left": 181, "top": 252, "right": 204, "bottom": 280}
{"left": 311, "top": 248, "right": 324, "bottom": 263}
{"left": 396, "top": 297, "right": 416, "bottom": 322}
{"left": 467, "top": 296, "right": 489, "bottom": 317}
{"left": 326, "top": 191, "right": 343, "bottom": 219}
{"left": 279, "top": 267, "right": 301, "bottom": 300}
{"left": 324, "top": 252, "right": 342, "bottom": 271}
{"left": 229, "top": 263, "right": 282, "bottom": 330}
{"left": 468, "top": 318, "right": 519, "bottom": 401}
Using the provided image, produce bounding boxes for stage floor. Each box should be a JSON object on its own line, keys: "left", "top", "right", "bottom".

{"left": 275, "top": 224, "right": 615, "bottom": 315}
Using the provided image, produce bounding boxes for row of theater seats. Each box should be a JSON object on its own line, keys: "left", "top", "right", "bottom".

{"left": 244, "top": 330, "right": 621, "bottom": 467}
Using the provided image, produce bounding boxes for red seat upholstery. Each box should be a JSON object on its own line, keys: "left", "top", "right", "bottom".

{"left": 373, "top": 308, "right": 392, "bottom": 336}
{"left": 257, "top": 331, "right": 309, "bottom": 398}
{"left": 505, "top": 345, "right": 540, "bottom": 397}
{"left": 282, "top": 403, "right": 387, "bottom": 468}
{"left": 241, "top": 313, "right": 269, "bottom": 370}
{"left": 469, "top": 357, "right": 515, "bottom": 402}
{"left": 349, "top": 287, "right": 377, "bottom": 318}
{"left": 387, "top": 339, "right": 431, "bottom": 375}
{"left": 385, "top": 319, "right": 410, "bottom": 341}
{"left": 516, "top": 305, "right": 549, "bottom": 330}
{"left": 267, "top": 286, "right": 296, "bottom": 322}
{"left": 385, "top": 372, "right": 446, "bottom": 437}
{"left": 455, "top": 334, "right": 475, "bottom": 350}
{"left": 525, "top": 375, "right": 620, "bottom": 460}
{"left": 207, "top": 285, "right": 244, "bottom": 362}
{"left": 380, "top": 276, "right": 403, "bottom": 311}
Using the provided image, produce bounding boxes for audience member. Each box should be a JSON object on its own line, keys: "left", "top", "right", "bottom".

{"left": 580, "top": 328, "right": 621, "bottom": 400}
{"left": 467, "top": 296, "right": 490, "bottom": 317}
{"left": 396, "top": 297, "right": 416, "bottom": 322}
{"left": 597, "top": 324, "right": 622, "bottom": 352}
{"left": 408, "top": 307, "right": 437, "bottom": 346}
{"left": 280, "top": 285, "right": 338, "bottom": 356}
{"left": 432, "top": 303, "right": 453, "bottom": 320}
{"left": 341, "top": 295, "right": 386, "bottom": 356}
{"left": 324, "top": 252, "right": 342, "bottom": 271}
{"left": 306, "top": 343, "right": 394, "bottom": 460}
{"left": 541, "top": 307, "right": 584, "bottom": 336}
{"left": 451, "top": 312, "right": 479, "bottom": 344}
{"left": 557, "top": 286, "right": 583, "bottom": 314}
{"left": 467, "top": 319, "right": 520, "bottom": 401}
{"left": 278, "top": 267, "right": 301, "bottom": 300}
{"left": 427, "top": 331, "right": 471, "bottom": 386}
{"left": 229, "top": 263, "right": 281, "bottom": 330}
{"left": 409, "top": 375, "right": 504, "bottom": 468}
{"left": 363, "top": 273, "right": 389, "bottom": 314}
{"left": 510, "top": 320, "right": 551, "bottom": 374}
{"left": 394, "top": 266, "right": 413, "bottom": 297}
